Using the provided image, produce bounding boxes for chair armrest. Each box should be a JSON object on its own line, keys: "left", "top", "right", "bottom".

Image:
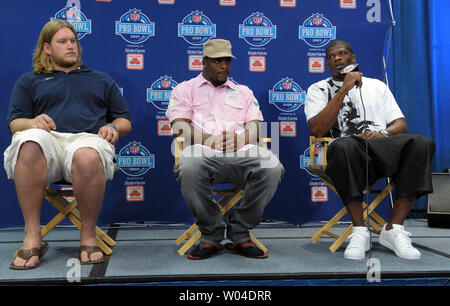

{"left": 309, "top": 136, "right": 333, "bottom": 169}
{"left": 174, "top": 137, "right": 185, "bottom": 166}
{"left": 260, "top": 137, "right": 271, "bottom": 149}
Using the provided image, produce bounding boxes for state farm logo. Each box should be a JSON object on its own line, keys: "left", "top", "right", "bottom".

{"left": 249, "top": 56, "right": 265, "bottom": 72}
{"left": 280, "top": 121, "right": 296, "bottom": 137}
{"left": 127, "top": 53, "right": 144, "bottom": 70}
{"left": 189, "top": 55, "right": 203, "bottom": 71}
{"left": 126, "top": 186, "right": 144, "bottom": 202}
{"left": 220, "top": 0, "right": 236, "bottom": 6}
{"left": 280, "top": 0, "right": 296, "bottom": 7}
{"left": 158, "top": 120, "right": 173, "bottom": 136}
{"left": 309, "top": 57, "right": 324, "bottom": 73}
{"left": 158, "top": 0, "right": 175, "bottom": 4}
{"left": 340, "top": 0, "right": 357, "bottom": 9}
{"left": 61, "top": 186, "right": 75, "bottom": 203}
{"left": 311, "top": 186, "right": 328, "bottom": 202}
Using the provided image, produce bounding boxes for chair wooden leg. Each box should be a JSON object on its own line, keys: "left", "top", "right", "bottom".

{"left": 311, "top": 206, "right": 348, "bottom": 243}
{"left": 367, "top": 211, "right": 386, "bottom": 231}
{"left": 66, "top": 203, "right": 116, "bottom": 247}
{"left": 250, "top": 233, "right": 267, "bottom": 253}
{"left": 176, "top": 223, "right": 199, "bottom": 245}
{"left": 43, "top": 191, "right": 115, "bottom": 255}
{"left": 329, "top": 224, "right": 353, "bottom": 253}
{"left": 177, "top": 231, "right": 202, "bottom": 255}
{"left": 220, "top": 191, "right": 244, "bottom": 215}
{"left": 175, "top": 188, "right": 269, "bottom": 256}
{"left": 95, "top": 227, "right": 117, "bottom": 247}
{"left": 13, "top": 184, "right": 119, "bottom": 260}
{"left": 312, "top": 183, "right": 393, "bottom": 253}
{"left": 41, "top": 200, "right": 78, "bottom": 238}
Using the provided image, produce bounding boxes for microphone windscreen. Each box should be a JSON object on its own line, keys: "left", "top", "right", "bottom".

{"left": 340, "top": 63, "right": 359, "bottom": 74}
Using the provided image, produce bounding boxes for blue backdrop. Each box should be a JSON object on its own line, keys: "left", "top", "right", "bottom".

{"left": 0, "top": 0, "right": 403, "bottom": 228}
{"left": 386, "top": 0, "right": 450, "bottom": 211}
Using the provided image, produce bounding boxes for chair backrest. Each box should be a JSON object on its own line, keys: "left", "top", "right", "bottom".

{"left": 309, "top": 136, "right": 332, "bottom": 170}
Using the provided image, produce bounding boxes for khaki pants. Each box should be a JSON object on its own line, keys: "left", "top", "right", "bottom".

{"left": 4, "top": 128, "right": 116, "bottom": 184}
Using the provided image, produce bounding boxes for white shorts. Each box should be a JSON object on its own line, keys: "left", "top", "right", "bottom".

{"left": 3, "top": 129, "right": 116, "bottom": 183}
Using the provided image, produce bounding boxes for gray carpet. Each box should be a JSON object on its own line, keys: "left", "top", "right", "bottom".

{"left": 0, "top": 219, "right": 449, "bottom": 285}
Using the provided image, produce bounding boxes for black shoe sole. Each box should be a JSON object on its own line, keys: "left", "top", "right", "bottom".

{"left": 225, "top": 242, "right": 268, "bottom": 259}
{"left": 187, "top": 244, "right": 223, "bottom": 260}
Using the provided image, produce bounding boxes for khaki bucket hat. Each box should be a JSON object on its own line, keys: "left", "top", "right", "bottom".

{"left": 202, "top": 39, "right": 236, "bottom": 59}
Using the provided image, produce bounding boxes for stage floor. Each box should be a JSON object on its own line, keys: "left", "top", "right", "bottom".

{"left": 0, "top": 219, "right": 449, "bottom": 286}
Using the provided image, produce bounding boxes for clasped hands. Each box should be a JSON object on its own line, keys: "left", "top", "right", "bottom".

{"left": 204, "top": 130, "right": 246, "bottom": 152}
{"left": 30, "top": 114, "right": 119, "bottom": 144}
{"left": 355, "top": 129, "right": 385, "bottom": 139}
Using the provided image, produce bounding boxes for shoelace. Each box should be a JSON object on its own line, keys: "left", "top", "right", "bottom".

{"left": 348, "top": 232, "right": 368, "bottom": 247}
{"left": 391, "top": 229, "right": 414, "bottom": 250}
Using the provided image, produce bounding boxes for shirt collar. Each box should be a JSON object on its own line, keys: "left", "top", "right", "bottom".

{"left": 52, "top": 64, "right": 91, "bottom": 74}
{"left": 196, "top": 73, "right": 237, "bottom": 90}
{"left": 329, "top": 77, "right": 343, "bottom": 88}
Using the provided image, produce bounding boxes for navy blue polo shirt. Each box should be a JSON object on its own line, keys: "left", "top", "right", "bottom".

{"left": 7, "top": 65, "right": 131, "bottom": 134}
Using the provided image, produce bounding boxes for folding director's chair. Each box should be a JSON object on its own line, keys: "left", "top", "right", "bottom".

{"left": 14, "top": 182, "right": 117, "bottom": 258}
{"left": 308, "top": 136, "right": 394, "bottom": 252}
{"left": 174, "top": 137, "right": 269, "bottom": 255}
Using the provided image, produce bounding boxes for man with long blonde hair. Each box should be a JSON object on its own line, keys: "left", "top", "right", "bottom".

{"left": 5, "top": 19, "right": 132, "bottom": 269}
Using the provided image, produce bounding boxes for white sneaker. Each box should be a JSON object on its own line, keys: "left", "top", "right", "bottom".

{"left": 379, "top": 224, "right": 421, "bottom": 260}
{"left": 344, "top": 226, "right": 371, "bottom": 260}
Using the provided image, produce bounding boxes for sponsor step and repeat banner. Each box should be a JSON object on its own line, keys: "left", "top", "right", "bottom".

{"left": 0, "top": 0, "right": 393, "bottom": 228}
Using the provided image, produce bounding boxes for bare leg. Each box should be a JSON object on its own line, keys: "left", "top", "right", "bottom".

{"left": 385, "top": 196, "right": 415, "bottom": 230}
{"left": 345, "top": 200, "right": 365, "bottom": 226}
{"left": 346, "top": 196, "right": 415, "bottom": 230}
{"left": 13, "top": 142, "right": 47, "bottom": 268}
{"left": 71, "top": 148, "right": 105, "bottom": 263}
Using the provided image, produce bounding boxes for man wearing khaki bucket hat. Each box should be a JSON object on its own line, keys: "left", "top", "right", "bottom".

{"left": 166, "top": 39, "right": 284, "bottom": 260}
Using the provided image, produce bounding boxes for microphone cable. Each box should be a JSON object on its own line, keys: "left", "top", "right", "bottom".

{"left": 340, "top": 64, "right": 373, "bottom": 275}
{"left": 357, "top": 83, "right": 374, "bottom": 284}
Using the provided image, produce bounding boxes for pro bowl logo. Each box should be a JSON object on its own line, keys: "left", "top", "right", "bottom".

{"left": 300, "top": 145, "right": 325, "bottom": 177}
{"left": 239, "top": 12, "right": 277, "bottom": 47}
{"left": 269, "top": 77, "right": 305, "bottom": 112}
{"left": 117, "top": 141, "right": 155, "bottom": 177}
{"left": 178, "top": 10, "right": 216, "bottom": 45}
{"left": 53, "top": 0, "right": 91, "bottom": 40}
{"left": 146, "top": 76, "right": 178, "bottom": 111}
{"left": 115, "top": 8, "right": 155, "bottom": 44}
{"left": 299, "top": 13, "right": 336, "bottom": 48}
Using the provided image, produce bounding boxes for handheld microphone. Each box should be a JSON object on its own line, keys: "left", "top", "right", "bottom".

{"left": 340, "top": 63, "right": 360, "bottom": 87}
{"left": 340, "top": 63, "right": 359, "bottom": 73}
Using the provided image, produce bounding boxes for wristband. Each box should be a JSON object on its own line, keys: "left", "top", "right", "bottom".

{"left": 106, "top": 123, "right": 119, "bottom": 132}
{"left": 379, "top": 129, "right": 389, "bottom": 137}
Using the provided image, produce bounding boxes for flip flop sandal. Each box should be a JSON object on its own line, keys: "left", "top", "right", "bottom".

{"left": 79, "top": 245, "right": 104, "bottom": 265}
{"left": 9, "top": 242, "right": 49, "bottom": 270}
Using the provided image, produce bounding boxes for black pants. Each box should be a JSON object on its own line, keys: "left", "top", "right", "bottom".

{"left": 325, "top": 134, "right": 435, "bottom": 206}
